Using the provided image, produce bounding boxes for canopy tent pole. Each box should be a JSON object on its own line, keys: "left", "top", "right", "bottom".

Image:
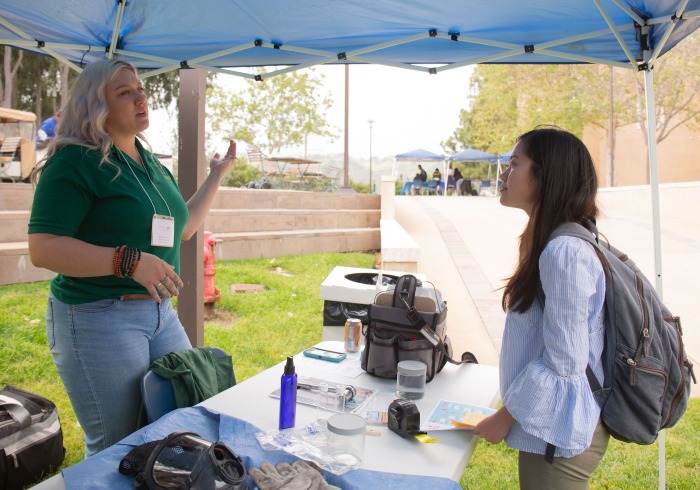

{"left": 343, "top": 64, "right": 350, "bottom": 189}
{"left": 642, "top": 41, "right": 666, "bottom": 490}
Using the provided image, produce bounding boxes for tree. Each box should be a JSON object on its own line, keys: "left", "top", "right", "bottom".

{"left": 446, "top": 30, "right": 700, "bottom": 185}
{"left": 207, "top": 68, "right": 337, "bottom": 155}
{"left": 1, "top": 46, "right": 23, "bottom": 108}
{"left": 443, "top": 64, "right": 590, "bottom": 156}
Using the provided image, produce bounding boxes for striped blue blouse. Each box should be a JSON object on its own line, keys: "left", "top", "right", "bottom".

{"left": 500, "top": 235, "right": 606, "bottom": 458}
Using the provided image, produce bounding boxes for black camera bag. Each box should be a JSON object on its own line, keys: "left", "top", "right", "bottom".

{"left": 0, "top": 384, "right": 65, "bottom": 490}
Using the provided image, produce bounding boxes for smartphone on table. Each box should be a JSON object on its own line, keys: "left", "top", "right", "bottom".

{"left": 303, "top": 347, "right": 347, "bottom": 363}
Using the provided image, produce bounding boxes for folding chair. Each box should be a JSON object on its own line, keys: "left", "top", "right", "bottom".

{"left": 140, "top": 347, "right": 235, "bottom": 423}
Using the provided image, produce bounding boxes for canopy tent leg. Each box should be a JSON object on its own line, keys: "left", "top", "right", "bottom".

{"left": 642, "top": 51, "right": 667, "bottom": 490}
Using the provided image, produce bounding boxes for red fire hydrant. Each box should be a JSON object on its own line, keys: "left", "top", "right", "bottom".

{"left": 203, "top": 231, "right": 221, "bottom": 304}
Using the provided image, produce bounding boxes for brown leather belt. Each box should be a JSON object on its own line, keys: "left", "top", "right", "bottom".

{"left": 121, "top": 294, "right": 154, "bottom": 301}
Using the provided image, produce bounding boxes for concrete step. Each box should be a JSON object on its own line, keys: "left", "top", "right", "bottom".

{"left": 0, "top": 227, "right": 381, "bottom": 285}
{"left": 204, "top": 208, "right": 380, "bottom": 234}
{"left": 211, "top": 187, "right": 381, "bottom": 210}
{"left": 0, "top": 208, "right": 379, "bottom": 240}
{"left": 0, "top": 242, "right": 55, "bottom": 285}
{"left": 0, "top": 183, "right": 34, "bottom": 211}
{"left": 214, "top": 227, "right": 380, "bottom": 260}
{"left": 0, "top": 184, "right": 382, "bottom": 285}
{"left": 0, "top": 210, "right": 30, "bottom": 242}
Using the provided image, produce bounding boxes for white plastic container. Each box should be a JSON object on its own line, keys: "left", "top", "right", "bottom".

{"left": 396, "top": 360, "right": 427, "bottom": 399}
{"left": 326, "top": 413, "right": 366, "bottom": 466}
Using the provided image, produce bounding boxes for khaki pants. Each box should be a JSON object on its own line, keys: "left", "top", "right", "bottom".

{"left": 518, "top": 422, "right": 610, "bottom": 490}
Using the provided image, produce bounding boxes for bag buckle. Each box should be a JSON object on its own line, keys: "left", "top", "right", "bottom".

{"left": 405, "top": 305, "right": 423, "bottom": 326}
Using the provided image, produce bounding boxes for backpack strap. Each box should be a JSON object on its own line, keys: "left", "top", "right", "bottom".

{"left": 400, "top": 301, "right": 478, "bottom": 366}
{"left": 0, "top": 394, "right": 32, "bottom": 429}
{"left": 542, "top": 220, "right": 607, "bottom": 464}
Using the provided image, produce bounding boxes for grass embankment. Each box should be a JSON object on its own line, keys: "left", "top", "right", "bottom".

{"left": 1, "top": 252, "right": 698, "bottom": 489}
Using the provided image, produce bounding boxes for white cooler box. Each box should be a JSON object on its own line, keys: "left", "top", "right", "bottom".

{"left": 319, "top": 266, "right": 427, "bottom": 341}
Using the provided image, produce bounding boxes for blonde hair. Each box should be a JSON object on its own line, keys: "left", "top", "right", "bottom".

{"left": 34, "top": 58, "right": 149, "bottom": 182}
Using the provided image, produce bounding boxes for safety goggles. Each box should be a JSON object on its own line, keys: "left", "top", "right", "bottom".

{"left": 120, "top": 430, "right": 247, "bottom": 490}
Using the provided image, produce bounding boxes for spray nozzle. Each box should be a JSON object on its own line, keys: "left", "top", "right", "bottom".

{"left": 284, "top": 356, "right": 295, "bottom": 375}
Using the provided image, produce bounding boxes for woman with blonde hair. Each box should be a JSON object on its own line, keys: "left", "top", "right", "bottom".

{"left": 474, "top": 126, "right": 609, "bottom": 489}
{"left": 28, "top": 58, "right": 235, "bottom": 456}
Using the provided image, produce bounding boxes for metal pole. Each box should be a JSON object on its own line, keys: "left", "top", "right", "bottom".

{"left": 343, "top": 65, "right": 350, "bottom": 188}
{"left": 368, "top": 119, "right": 374, "bottom": 193}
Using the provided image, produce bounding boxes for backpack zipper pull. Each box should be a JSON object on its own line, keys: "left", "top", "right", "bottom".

{"left": 687, "top": 360, "right": 697, "bottom": 384}
{"left": 13, "top": 453, "right": 18, "bottom": 469}
{"left": 625, "top": 356, "right": 637, "bottom": 385}
{"left": 642, "top": 327, "right": 651, "bottom": 356}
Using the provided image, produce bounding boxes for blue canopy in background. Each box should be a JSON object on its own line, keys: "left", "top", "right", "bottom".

{"left": 395, "top": 149, "right": 445, "bottom": 161}
{"left": 448, "top": 149, "right": 498, "bottom": 162}
{"left": 499, "top": 150, "right": 513, "bottom": 160}
{"left": 393, "top": 148, "right": 445, "bottom": 185}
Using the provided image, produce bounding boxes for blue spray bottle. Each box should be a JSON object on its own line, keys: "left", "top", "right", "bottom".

{"left": 279, "top": 356, "right": 297, "bottom": 429}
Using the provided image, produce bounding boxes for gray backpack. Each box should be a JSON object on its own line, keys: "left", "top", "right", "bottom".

{"left": 548, "top": 221, "right": 696, "bottom": 451}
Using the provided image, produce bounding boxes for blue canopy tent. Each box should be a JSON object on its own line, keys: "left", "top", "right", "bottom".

{"left": 2, "top": 3, "right": 699, "bottom": 477}
{"left": 393, "top": 148, "right": 445, "bottom": 194}
{"left": 448, "top": 148, "right": 500, "bottom": 194}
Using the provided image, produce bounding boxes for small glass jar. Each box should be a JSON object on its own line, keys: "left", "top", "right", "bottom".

{"left": 396, "top": 360, "right": 427, "bottom": 399}
{"left": 326, "top": 413, "right": 366, "bottom": 467}
{"left": 333, "top": 384, "right": 347, "bottom": 412}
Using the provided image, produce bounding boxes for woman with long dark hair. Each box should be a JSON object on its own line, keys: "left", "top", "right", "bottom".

{"left": 474, "top": 126, "right": 609, "bottom": 489}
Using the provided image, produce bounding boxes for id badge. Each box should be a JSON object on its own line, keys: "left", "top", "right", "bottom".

{"left": 151, "top": 214, "right": 175, "bottom": 247}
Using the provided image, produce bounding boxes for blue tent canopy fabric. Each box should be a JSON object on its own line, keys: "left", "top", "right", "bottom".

{"left": 499, "top": 150, "right": 513, "bottom": 160}
{"left": 1, "top": 1, "right": 699, "bottom": 79}
{"left": 395, "top": 149, "right": 445, "bottom": 161}
{"left": 448, "top": 148, "right": 498, "bottom": 162}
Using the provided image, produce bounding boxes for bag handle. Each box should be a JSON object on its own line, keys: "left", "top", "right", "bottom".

{"left": 0, "top": 394, "right": 32, "bottom": 429}
{"left": 392, "top": 275, "right": 419, "bottom": 310}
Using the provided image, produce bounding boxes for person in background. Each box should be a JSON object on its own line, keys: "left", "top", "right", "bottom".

{"left": 35, "top": 112, "right": 59, "bottom": 149}
{"left": 412, "top": 164, "right": 428, "bottom": 195}
{"left": 474, "top": 126, "right": 609, "bottom": 489}
{"left": 453, "top": 166, "right": 464, "bottom": 195}
{"left": 28, "top": 58, "right": 235, "bottom": 457}
{"left": 433, "top": 167, "right": 443, "bottom": 194}
{"left": 446, "top": 163, "right": 457, "bottom": 195}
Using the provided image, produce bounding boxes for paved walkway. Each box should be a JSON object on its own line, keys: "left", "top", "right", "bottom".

{"left": 394, "top": 193, "right": 699, "bottom": 397}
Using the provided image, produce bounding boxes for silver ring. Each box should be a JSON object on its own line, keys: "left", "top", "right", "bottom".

{"left": 160, "top": 275, "right": 169, "bottom": 283}
{"left": 157, "top": 281, "right": 164, "bottom": 287}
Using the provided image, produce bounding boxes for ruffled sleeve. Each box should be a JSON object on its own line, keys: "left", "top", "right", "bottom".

{"left": 502, "top": 236, "right": 605, "bottom": 453}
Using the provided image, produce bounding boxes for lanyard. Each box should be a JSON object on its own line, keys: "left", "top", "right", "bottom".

{"left": 118, "top": 147, "right": 172, "bottom": 218}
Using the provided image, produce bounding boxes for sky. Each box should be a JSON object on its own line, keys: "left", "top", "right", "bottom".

{"left": 146, "top": 64, "right": 475, "bottom": 160}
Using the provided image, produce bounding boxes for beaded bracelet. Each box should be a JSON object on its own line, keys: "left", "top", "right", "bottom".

{"left": 113, "top": 245, "right": 126, "bottom": 277}
{"left": 113, "top": 245, "right": 141, "bottom": 279}
{"left": 126, "top": 249, "right": 142, "bottom": 278}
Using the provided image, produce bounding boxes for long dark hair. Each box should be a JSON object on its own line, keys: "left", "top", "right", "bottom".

{"left": 502, "top": 126, "right": 599, "bottom": 313}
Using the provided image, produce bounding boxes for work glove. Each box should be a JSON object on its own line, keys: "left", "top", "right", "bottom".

{"left": 249, "top": 460, "right": 340, "bottom": 490}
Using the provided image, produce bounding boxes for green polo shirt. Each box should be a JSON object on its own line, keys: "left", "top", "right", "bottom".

{"left": 28, "top": 141, "right": 188, "bottom": 304}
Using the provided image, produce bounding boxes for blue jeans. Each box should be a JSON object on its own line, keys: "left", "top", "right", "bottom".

{"left": 46, "top": 294, "right": 191, "bottom": 457}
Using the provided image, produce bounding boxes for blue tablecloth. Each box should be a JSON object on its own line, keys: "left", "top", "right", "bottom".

{"left": 400, "top": 181, "right": 413, "bottom": 195}
{"left": 62, "top": 406, "right": 461, "bottom": 490}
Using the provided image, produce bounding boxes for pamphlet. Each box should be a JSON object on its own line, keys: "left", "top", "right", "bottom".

{"left": 269, "top": 376, "right": 379, "bottom": 414}
{"left": 422, "top": 399, "right": 496, "bottom": 431}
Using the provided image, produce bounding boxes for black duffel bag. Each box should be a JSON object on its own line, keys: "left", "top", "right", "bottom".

{"left": 0, "top": 384, "right": 65, "bottom": 490}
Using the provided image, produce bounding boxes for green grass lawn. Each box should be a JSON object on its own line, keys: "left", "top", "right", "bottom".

{"left": 1, "top": 252, "right": 698, "bottom": 489}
